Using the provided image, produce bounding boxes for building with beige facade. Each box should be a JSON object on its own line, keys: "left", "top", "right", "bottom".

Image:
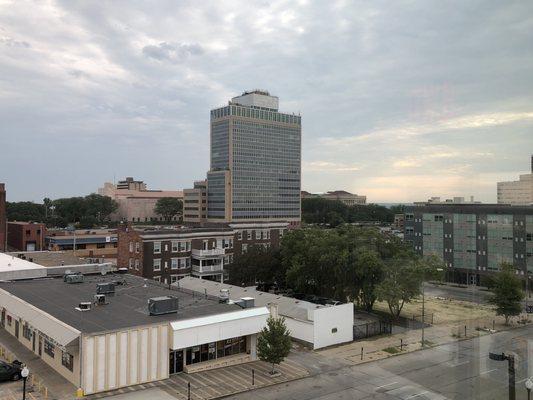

{"left": 183, "top": 180, "right": 207, "bottom": 224}
{"left": 0, "top": 267, "right": 271, "bottom": 396}
{"left": 98, "top": 177, "right": 183, "bottom": 222}
{"left": 301, "top": 190, "right": 367, "bottom": 206}
{"left": 497, "top": 156, "right": 533, "bottom": 206}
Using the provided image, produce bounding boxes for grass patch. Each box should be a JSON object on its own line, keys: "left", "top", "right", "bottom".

{"left": 383, "top": 346, "right": 400, "bottom": 354}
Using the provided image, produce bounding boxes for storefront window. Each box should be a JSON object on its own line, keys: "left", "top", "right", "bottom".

{"left": 185, "top": 337, "right": 247, "bottom": 366}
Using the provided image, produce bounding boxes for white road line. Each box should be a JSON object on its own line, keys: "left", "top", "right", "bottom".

{"left": 376, "top": 381, "right": 398, "bottom": 389}
{"left": 406, "top": 391, "right": 429, "bottom": 399}
{"left": 480, "top": 368, "right": 497, "bottom": 375}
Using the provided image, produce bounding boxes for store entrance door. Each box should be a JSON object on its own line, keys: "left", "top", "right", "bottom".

{"left": 169, "top": 350, "right": 183, "bottom": 374}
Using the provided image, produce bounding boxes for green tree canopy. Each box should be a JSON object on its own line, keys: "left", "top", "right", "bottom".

{"left": 375, "top": 255, "right": 444, "bottom": 319}
{"left": 489, "top": 262, "right": 524, "bottom": 325}
{"left": 301, "top": 198, "right": 395, "bottom": 225}
{"left": 257, "top": 316, "right": 292, "bottom": 374}
{"left": 226, "top": 246, "right": 285, "bottom": 287}
{"left": 154, "top": 197, "right": 183, "bottom": 222}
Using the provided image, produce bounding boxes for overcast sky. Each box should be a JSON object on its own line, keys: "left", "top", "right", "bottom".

{"left": 1, "top": 0, "right": 532, "bottom": 203}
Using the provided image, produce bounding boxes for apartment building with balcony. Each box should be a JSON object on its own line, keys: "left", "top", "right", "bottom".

{"left": 117, "top": 222, "right": 287, "bottom": 284}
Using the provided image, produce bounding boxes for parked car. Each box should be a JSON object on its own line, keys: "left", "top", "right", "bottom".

{"left": 0, "top": 360, "right": 22, "bottom": 382}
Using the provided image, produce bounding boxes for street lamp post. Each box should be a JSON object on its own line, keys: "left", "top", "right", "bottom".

{"left": 21, "top": 366, "right": 29, "bottom": 400}
{"left": 525, "top": 378, "right": 533, "bottom": 400}
{"left": 489, "top": 352, "right": 515, "bottom": 400}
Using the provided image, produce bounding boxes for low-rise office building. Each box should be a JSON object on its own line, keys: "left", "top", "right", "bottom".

{"left": 117, "top": 222, "right": 287, "bottom": 284}
{"left": 98, "top": 177, "right": 183, "bottom": 222}
{"left": 404, "top": 203, "right": 533, "bottom": 284}
{"left": 183, "top": 180, "right": 207, "bottom": 224}
{"left": 302, "top": 190, "right": 367, "bottom": 206}
{"left": 178, "top": 277, "right": 354, "bottom": 349}
{"left": 497, "top": 156, "right": 533, "bottom": 206}
{"left": 46, "top": 229, "right": 118, "bottom": 260}
{"left": 0, "top": 272, "right": 271, "bottom": 395}
{"left": 7, "top": 221, "right": 46, "bottom": 251}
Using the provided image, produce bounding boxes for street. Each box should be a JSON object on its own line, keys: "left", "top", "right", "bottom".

{"left": 423, "top": 283, "right": 492, "bottom": 304}
{"left": 226, "top": 324, "right": 533, "bottom": 400}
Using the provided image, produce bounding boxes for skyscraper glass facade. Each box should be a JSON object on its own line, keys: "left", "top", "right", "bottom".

{"left": 207, "top": 97, "right": 301, "bottom": 222}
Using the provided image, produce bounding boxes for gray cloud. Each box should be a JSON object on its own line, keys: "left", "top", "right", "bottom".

{"left": 142, "top": 42, "right": 204, "bottom": 62}
{"left": 0, "top": 0, "right": 532, "bottom": 202}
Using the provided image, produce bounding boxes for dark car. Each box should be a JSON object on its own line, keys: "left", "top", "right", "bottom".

{"left": 0, "top": 360, "right": 22, "bottom": 382}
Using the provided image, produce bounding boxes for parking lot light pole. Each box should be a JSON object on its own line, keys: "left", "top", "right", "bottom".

{"left": 489, "top": 352, "right": 515, "bottom": 400}
{"left": 21, "top": 366, "right": 29, "bottom": 400}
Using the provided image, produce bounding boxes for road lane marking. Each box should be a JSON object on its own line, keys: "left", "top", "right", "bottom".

{"left": 376, "top": 381, "right": 398, "bottom": 389}
{"left": 406, "top": 391, "right": 429, "bottom": 399}
{"left": 480, "top": 368, "right": 497, "bottom": 375}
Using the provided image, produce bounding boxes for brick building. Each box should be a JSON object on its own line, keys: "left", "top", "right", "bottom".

{"left": 7, "top": 221, "right": 46, "bottom": 251}
{"left": 117, "top": 222, "right": 287, "bottom": 284}
{"left": 45, "top": 229, "right": 118, "bottom": 260}
{"left": 0, "top": 183, "right": 6, "bottom": 251}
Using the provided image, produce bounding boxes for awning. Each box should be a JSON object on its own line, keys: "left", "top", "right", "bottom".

{"left": 0, "top": 289, "right": 80, "bottom": 347}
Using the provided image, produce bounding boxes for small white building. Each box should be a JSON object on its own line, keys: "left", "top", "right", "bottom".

{"left": 177, "top": 277, "right": 354, "bottom": 349}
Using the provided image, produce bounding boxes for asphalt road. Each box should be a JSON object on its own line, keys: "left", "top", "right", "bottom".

{"left": 226, "top": 324, "right": 533, "bottom": 400}
{"left": 423, "top": 283, "right": 492, "bottom": 304}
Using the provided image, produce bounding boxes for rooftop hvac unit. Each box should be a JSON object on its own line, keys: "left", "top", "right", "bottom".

{"left": 94, "top": 294, "right": 107, "bottom": 306}
{"left": 219, "top": 289, "right": 229, "bottom": 303}
{"left": 64, "top": 273, "right": 84, "bottom": 284}
{"left": 148, "top": 296, "right": 179, "bottom": 316}
{"left": 78, "top": 302, "right": 91, "bottom": 311}
{"left": 96, "top": 282, "right": 115, "bottom": 294}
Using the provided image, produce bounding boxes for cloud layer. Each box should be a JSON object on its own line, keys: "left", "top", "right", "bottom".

{"left": 1, "top": 0, "right": 532, "bottom": 202}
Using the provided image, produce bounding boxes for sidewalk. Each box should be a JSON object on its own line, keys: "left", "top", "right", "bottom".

{"left": 319, "top": 314, "right": 532, "bottom": 366}
{"left": 0, "top": 328, "right": 77, "bottom": 400}
{"left": 86, "top": 358, "right": 308, "bottom": 400}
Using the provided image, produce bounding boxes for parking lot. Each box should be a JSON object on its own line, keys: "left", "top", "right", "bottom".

{"left": 0, "top": 378, "right": 42, "bottom": 400}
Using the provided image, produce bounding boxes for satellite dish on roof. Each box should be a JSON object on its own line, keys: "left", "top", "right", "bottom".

{"left": 101, "top": 270, "right": 107, "bottom": 276}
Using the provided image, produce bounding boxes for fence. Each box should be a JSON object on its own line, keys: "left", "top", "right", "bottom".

{"left": 353, "top": 320, "right": 392, "bottom": 340}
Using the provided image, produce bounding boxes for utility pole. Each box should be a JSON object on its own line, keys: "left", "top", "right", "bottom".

{"left": 421, "top": 282, "right": 425, "bottom": 346}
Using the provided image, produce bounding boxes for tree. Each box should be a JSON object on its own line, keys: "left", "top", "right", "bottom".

{"left": 154, "top": 197, "right": 183, "bottom": 222}
{"left": 489, "top": 262, "right": 524, "bottom": 325}
{"left": 375, "top": 255, "right": 444, "bottom": 320}
{"left": 226, "top": 246, "right": 285, "bottom": 287}
{"left": 257, "top": 316, "right": 292, "bottom": 374}
{"left": 43, "top": 197, "right": 53, "bottom": 219}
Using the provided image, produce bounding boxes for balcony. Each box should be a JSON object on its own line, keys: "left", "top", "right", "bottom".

{"left": 192, "top": 264, "right": 223, "bottom": 274}
{"left": 192, "top": 248, "right": 225, "bottom": 258}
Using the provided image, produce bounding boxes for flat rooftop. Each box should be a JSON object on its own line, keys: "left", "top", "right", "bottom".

{"left": 6, "top": 251, "right": 87, "bottom": 267}
{"left": 178, "top": 277, "right": 329, "bottom": 322}
{"left": 0, "top": 253, "right": 47, "bottom": 272}
{"left": 0, "top": 274, "right": 241, "bottom": 334}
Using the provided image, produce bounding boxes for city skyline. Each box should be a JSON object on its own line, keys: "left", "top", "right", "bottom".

{"left": 1, "top": 1, "right": 533, "bottom": 203}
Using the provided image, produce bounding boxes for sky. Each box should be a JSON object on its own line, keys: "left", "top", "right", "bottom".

{"left": 1, "top": 0, "right": 532, "bottom": 203}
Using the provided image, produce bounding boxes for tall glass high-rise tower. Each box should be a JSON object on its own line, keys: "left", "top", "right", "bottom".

{"left": 207, "top": 90, "right": 301, "bottom": 226}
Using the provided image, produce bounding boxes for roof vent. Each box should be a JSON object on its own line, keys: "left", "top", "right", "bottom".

{"left": 148, "top": 296, "right": 179, "bottom": 315}
{"left": 64, "top": 274, "right": 84, "bottom": 284}
{"left": 77, "top": 302, "right": 91, "bottom": 311}
{"left": 96, "top": 282, "right": 115, "bottom": 294}
{"left": 94, "top": 294, "right": 108, "bottom": 306}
